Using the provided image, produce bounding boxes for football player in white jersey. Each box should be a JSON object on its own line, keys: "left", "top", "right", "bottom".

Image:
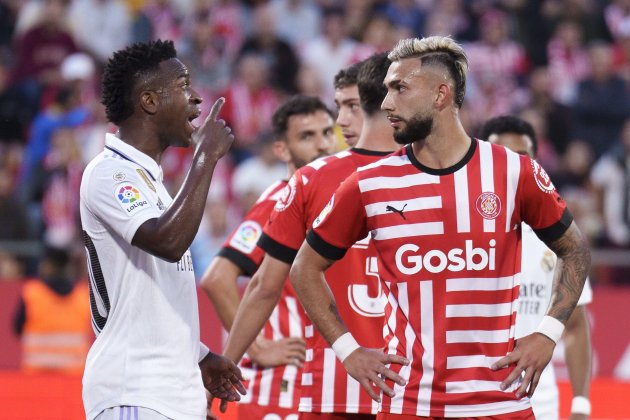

{"left": 481, "top": 115, "right": 593, "bottom": 420}
{"left": 80, "top": 40, "right": 245, "bottom": 420}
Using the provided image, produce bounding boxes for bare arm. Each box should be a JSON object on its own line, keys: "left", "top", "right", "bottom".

{"left": 132, "top": 99, "right": 234, "bottom": 261}
{"left": 201, "top": 255, "right": 306, "bottom": 367}
{"left": 493, "top": 222, "right": 591, "bottom": 397}
{"left": 223, "top": 255, "right": 290, "bottom": 363}
{"left": 291, "top": 241, "right": 408, "bottom": 402}
{"left": 564, "top": 305, "right": 591, "bottom": 420}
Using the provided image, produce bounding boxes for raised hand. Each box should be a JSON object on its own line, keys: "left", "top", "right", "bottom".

{"left": 192, "top": 97, "right": 234, "bottom": 159}
{"left": 343, "top": 347, "right": 409, "bottom": 402}
{"left": 248, "top": 336, "right": 307, "bottom": 368}
{"left": 199, "top": 351, "right": 247, "bottom": 403}
{"left": 491, "top": 332, "right": 555, "bottom": 398}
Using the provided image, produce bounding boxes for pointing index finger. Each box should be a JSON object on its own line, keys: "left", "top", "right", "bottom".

{"left": 209, "top": 97, "right": 225, "bottom": 121}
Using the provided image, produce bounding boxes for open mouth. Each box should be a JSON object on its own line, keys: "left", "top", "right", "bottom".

{"left": 187, "top": 111, "right": 201, "bottom": 132}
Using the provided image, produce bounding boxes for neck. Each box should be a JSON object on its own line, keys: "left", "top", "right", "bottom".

{"left": 411, "top": 113, "right": 471, "bottom": 169}
{"left": 355, "top": 111, "right": 399, "bottom": 152}
{"left": 286, "top": 162, "right": 297, "bottom": 179}
{"left": 118, "top": 124, "right": 164, "bottom": 164}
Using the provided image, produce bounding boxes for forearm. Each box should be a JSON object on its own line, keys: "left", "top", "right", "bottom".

{"left": 200, "top": 257, "right": 243, "bottom": 330}
{"left": 223, "top": 272, "right": 283, "bottom": 362}
{"left": 564, "top": 306, "right": 591, "bottom": 397}
{"left": 132, "top": 151, "right": 220, "bottom": 260}
{"left": 546, "top": 223, "right": 591, "bottom": 324}
{"left": 290, "top": 244, "right": 346, "bottom": 346}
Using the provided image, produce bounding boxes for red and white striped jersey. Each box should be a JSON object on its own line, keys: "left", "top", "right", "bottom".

{"left": 260, "top": 148, "right": 394, "bottom": 414}
{"left": 307, "top": 140, "right": 572, "bottom": 417}
{"left": 218, "top": 180, "right": 304, "bottom": 411}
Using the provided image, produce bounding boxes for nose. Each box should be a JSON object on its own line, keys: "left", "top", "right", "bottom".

{"left": 190, "top": 87, "right": 202, "bottom": 105}
{"left": 336, "top": 108, "right": 349, "bottom": 127}
{"left": 381, "top": 92, "right": 393, "bottom": 112}
{"left": 317, "top": 133, "right": 332, "bottom": 152}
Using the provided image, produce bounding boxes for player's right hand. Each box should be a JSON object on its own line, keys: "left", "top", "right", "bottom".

{"left": 248, "top": 336, "right": 307, "bottom": 368}
{"left": 343, "top": 347, "right": 409, "bottom": 402}
{"left": 192, "top": 97, "right": 234, "bottom": 159}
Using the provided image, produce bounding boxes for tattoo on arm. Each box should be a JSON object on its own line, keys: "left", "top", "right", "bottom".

{"left": 545, "top": 222, "right": 591, "bottom": 323}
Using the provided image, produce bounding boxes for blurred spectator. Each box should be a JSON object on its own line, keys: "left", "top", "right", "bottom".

{"left": 591, "top": 118, "right": 630, "bottom": 247}
{"left": 0, "top": 0, "right": 18, "bottom": 50}
{"left": 0, "top": 164, "right": 30, "bottom": 242}
{"left": 177, "top": 9, "right": 231, "bottom": 93}
{"left": 300, "top": 6, "right": 365, "bottom": 103}
{"left": 296, "top": 63, "right": 324, "bottom": 97}
{"left": 359, "top": 14, "right": 396, "bottom": 53}
{"left": 464, "top": 9, "right": 530, "bottom": 129}
{"left": 605, "top": 0, "right": 630, "bottom": 41}
{"left": 142, "top": 0, "right": 182, "bottom": 43}
{"left": 573, "top": 41, "right": 630, "bottom": 158}
{"left": 524, "top": 66, "right": 575, "bottom": 154}
{"left": 270, "top": 0, "right": 321, "bottom": 47}
{"left": 612, "top": 19, "right": 630, "bottom": 83}
{"left": 41, "top": 128, "right": 83, "bottom": 249}
{"left": 542, "top": 0, "right": 611, "bottom": 43}
{"left": 9, "top": 0, "right": 78, "bottom": 130}
{"left": 0, "top": 56, "right": 31, "bottom": 143}
{"left": 377, "top": 0, "right": 426, "bottom": 37}
{"left": 238, "top": 4, "right": 300, "bottom": 94}
{"left": 547, "top": 19, "right": 590, "bottom": 105}
{"left": 231, "top": 131, "right": 285, "bottom": 213}
{"left": 209, "top": 0, "right": 247, "bottom": 60}
{"left": 220, "top": 53, "right": 281, "bottom": 161}
{"left": 13, "top": 247, "right": 91, "bottom": 373}
{"left": 518, "top": 107, "right": 559, "bottom": 172}
{"left": 423, "top": 0, "right": 471, "bottom": 40}
{"left": 67, "top": 0, "right": 131, "bottom": 65}
{"left": 0, "top": 252, "right": 24, "bottom": 282}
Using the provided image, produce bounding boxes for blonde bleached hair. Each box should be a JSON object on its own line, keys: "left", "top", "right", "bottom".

{"left": 388, "top": 36, "right": 469, "bottom": 108}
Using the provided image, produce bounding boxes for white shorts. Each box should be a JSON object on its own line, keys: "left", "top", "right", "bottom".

{"left": 95, "top": 406, "right": 173, "bottom": 420}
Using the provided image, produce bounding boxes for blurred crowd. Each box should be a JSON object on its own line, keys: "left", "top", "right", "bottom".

{"left": 1, "top": 0, "right": 630, "bottom": 284}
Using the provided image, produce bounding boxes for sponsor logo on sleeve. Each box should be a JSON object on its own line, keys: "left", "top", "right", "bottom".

{"left": 531, "top": 160, "right": 555, "bottom": 193}
{"left": 229, "top": 221, "right": 262, "bottom": 254}
{"left": 273, "top": 176, "right": 297, "bottom": 212}
{"left": 312, "top": 194, "right": 335, "bottom": 229}
{"left": 475, "top": 192, "right": 501, "bottom": 220}
{"left": 115, "top": 183, "right": 152, "bottom": 215}
{"left": 113, "top": 171, "right": 126, "bottom": 182}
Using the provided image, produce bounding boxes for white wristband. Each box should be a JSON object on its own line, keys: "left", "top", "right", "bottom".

{"left": 536, "top": 315, "right": 565, "bottom": 344}
{"left": 332, "top": 332, "right": 360, "bottom": 363}
{"left": 571, "top": 396, "right": 591, "bottom": 415}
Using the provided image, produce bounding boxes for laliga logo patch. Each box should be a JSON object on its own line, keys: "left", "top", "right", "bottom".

{"left": 115, "top": 183, "right": 151, "bottom": 215}
{"left": 313, "top": 194, "right": 335, "bottom": 229}
{"left": 229, "top": 221, "right": 262, "bottom": 254}
{"left": 475, "top": 192, "right": 501, "bottom": 220}
{"left": 531, "top": 160, "right": 555, "bottom": 193}
{"left": 274, "top": 176, "right": 296, "bottom": 212}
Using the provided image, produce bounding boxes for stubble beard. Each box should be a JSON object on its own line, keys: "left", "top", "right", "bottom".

{"left": 393, "top": 114, "right": 434, "bottom": 145}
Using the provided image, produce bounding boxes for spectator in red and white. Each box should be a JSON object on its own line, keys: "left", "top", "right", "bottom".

{"left": 464, "top": 9, "right": 530, "bottom": 128}
{"left": 142, "top": 0, "right": 183, "bottom": 44}
{"left": 547, "top": 20, "right": 590, "bottom": 105}
{"left": 612, "top": 19, "right": 630, "bottom": 83}
{"left": 605, "top": 0, "right": 630, "bottom": 41}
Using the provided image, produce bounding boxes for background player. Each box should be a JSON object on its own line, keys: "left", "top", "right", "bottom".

{"left": 200, "top": 95, "right": 336, "bottom": 419}
{"left": 480, "top": 115, "right": 593, "bottom": 420}
{"left": 80, "top": 40, "right": 244, "bottom": 420}
{"left": 334, "top": 62, "right": 363, "bottom": 148}
{"left": 223, "top": 53, "right": 403, "bottom": 419}
{"left": 290, "top": 36, "right": 590, "bottom": 419}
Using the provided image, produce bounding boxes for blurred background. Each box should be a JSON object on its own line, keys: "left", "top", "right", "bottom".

{"left": 0, "top": 0, "right": 629, "bottom": 418}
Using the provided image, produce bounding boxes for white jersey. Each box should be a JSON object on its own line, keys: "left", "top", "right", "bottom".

{"left": 515, "top": 224, "right": 592, "bottom": 420}
{"left": 80, "top": 134, "right": 207, "bottom": 420}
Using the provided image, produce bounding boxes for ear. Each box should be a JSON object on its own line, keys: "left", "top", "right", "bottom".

{"left": 272, "top": 139, "right": 291, "bottom": 163}
{"left": 139, "top": 90, "right": 159, "bottom": 115}
{"left": 435, "top": 83, "right": 451, "bottom": 110}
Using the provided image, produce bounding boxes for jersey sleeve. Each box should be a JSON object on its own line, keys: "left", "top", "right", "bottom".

{"left": 259, "top": 173, "right": 307, "bottom": 264}
{"left": 517, "top": 157, "right": 573, "bottom": 243}
{"left": 218, "top": 195, "right": 274, "bottom": 276}
{"left": 82, "top": 163, "right": 162, "bottom": 244}
{"left": 306, "top": 172, "right": 369, "bottom": 260}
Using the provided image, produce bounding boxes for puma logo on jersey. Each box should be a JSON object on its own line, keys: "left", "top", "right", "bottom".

{"left": 386, "top": 204, "right": 407, "bottom": 219}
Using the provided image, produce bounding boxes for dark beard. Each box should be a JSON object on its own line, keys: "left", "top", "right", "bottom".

{"left": 393, "top": 115, "right": 433, "bottom": 145}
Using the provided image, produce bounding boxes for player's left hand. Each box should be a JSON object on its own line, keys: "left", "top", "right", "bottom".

{"left": 491, "top": 332, "right": 555, "bottom": 398}
{"left": 199, "top": 352, "right": 247, "bottom": 403}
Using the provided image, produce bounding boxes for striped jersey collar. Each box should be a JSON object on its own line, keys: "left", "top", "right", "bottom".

{"left": 104, "top": 133, "right": 162, "bottom": 182}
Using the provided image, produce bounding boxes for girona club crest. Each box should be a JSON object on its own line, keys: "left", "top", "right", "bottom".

{"left": 274, "top": 176, "right": 297, "bottom": 212}
{"left": 476, "top": 192, "right": 501, "bottom": 220}
{"left": 531, "top": 159, "right": 555, "bottom": 193}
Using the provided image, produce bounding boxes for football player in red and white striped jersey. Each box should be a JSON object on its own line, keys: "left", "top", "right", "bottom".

{"left": 291, "top": 36, "right": 591, "bottom": 419}
{"left": 200, "top": 95, "right": 336, "bottom": 419}
{"left": 223, "top": 53, "right": 406, "bottom": 419}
